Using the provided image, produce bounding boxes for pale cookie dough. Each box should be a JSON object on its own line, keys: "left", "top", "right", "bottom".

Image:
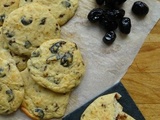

{"left": 0, "top": 27, "right": 8, "bottom": 49}
{"left": 10, "top": 52, "right": 28, "bottom": 71}
{"left": 81, "top": 93, "right": 135, "bottom": 120}
{"left": 19, "top": 0, "right": 79, "bottom": 26}
{"left": 27, "top": 39, "right": 85, "bottom": 93}
{"left": 21, "top": 69, "right": 70, "bottom": 120}
{"left": 0, "top": 57, "right": 24, "bottom": 115}
{"left": 0, "top": 0, "right": 20, "bottom": 26}
{"left": 2, "top": 3, "right": 61, "bottom": 56}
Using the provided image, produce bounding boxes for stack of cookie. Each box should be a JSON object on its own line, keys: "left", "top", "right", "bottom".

{"left": 0, "top": 0, "right": 86, "bottom": 119}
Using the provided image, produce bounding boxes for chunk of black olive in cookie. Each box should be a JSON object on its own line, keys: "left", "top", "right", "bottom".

{"left": 49, "top": 41, "right": 66, "bottom": 53}
{"left": 31, "top": 51, "right": 40, "bottom": 57}
{"left": 24, "top": 41, "right": 32, "bottom": 48}
{"left": 3, "top": 1, "right": 15, "bottom": 7}
{"left": 39, "top": 17, "right": 47, "bottom": 25}
{"left": 34, "top": 108, "right": 44, "bottom": 119}
{"left": 0, "top": 14, "right": 5, "bottom": 24}
{"left": 21, "top": 16, "right": 33, "bottom": 26}
{"left": 0, "top": 68, "right": 6, "bottom": 78}
{"left": 25, "top": 0, "right": 33, "bottom": 2}
{"left": 61, "top": 0, "right": 71, "bottom": 8}
{"left": 60, "top": 52, "right": 73, "bottom": 67}
{"left": 4, "top": 31, "right": 15, "bottom": 38}
{"left": 6, "top": 89, "right": 14, "bottom": 102}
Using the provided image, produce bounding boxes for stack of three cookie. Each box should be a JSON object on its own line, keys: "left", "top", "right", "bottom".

{"left": 0, "top": 0, "right": 85, "bottom": 120}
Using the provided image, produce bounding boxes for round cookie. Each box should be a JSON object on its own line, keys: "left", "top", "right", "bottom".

{"left": 2, "top": 3, "right": 61, "bottom": 56}
{"left": 19, "top": 0, "right": 79, "bottom": 26}
{"left": 0, "top": 0, "right": 20, "bottom": 26}
{"left": 21, "top": 69, "right": 70, "bottom": 120}
{"left": 27, "top": 39, "right": 85, "bottom": 93}
{"left": 0, "top": 57, "right": 24, "bottom": 115}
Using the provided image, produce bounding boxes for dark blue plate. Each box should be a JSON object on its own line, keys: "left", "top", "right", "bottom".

{"left": 63, "top": 82, "right": 145, "bottom": 120}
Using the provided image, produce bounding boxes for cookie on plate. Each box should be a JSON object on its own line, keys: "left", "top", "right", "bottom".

{"left": 0, "top": 0, "right": 20, "bottom": 26}
{"left": 0, "top": 57, "right": 24, "bottom": 115}
{"left": 19, "top": 0, "right": 79, "bottom": 26}
{"left": 2, "top": 3, "right": 61, "bottom": 56}
{"left": 81, "top": 93, "right": 135, "bottom": 120}
{"left": 27, "top": 39, "right": 85, "bottom": 93}
{"left": 21, "top": 69, "right": 70, "bottom": 120}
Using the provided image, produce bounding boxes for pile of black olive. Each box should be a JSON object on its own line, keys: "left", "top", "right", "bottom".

{"left": 87, "top": 0, "right": 149, "bottom": 45}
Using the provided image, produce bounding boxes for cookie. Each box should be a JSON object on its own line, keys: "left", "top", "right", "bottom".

{"left": 27, "top": 39, "right": 85, "bottom": 93}
{"left": 0, "top": 0, "right": 20, "bottom": 26}
{"left": 2, "top": 3, "right": 61, "bottom": 56}
{"left": 21, "top": 69, "right": 70, "bottom": 120}
{"left": 0, "top": 57, "right": 24, "bottom": 115}
{"left": 19, "top": 0, "right": 79, "bottom": 26}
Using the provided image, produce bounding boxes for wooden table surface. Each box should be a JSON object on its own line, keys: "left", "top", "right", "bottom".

{"left": 121, "top": 19, "right": 160, "bottom": 119}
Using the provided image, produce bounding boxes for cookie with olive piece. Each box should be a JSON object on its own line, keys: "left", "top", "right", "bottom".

{"left": 19, "top": 0, "right": 79, "bottom": 26}
{"left": 21, "top": 69, "right": 70, "bottom": 120}
{"left": 0, "top": 0, "right": 20, "bottom": 26}
{"left": 27, "top": 39, "right": 85, "bottom": 93}
{"left": 0, "top": 58, "right": 24, "bottom": 115}
{"left": 2, "top": 3, "right": 61, "bottom": 57}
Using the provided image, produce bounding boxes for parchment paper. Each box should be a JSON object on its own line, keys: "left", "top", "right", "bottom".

{"left": 0, "top": 0, "right": 160, "bottom": 120}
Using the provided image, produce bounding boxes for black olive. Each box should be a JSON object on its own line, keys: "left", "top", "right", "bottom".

{"left": 5, "top": 31, "right": 14, "bottom": 38}
{"left": 25, "top": 0, "right": 33, "bottom": 2}
{"left": 6, "top": 89, "right": 14, "bottom": 102}
{"left": 0, "top": 85, "right": 2, "bottom": 91}
{"left": 104, "top": 0, "right": 127, "bottom": 8}
{"left": 60, "top": 52, "right": 73, "bottom": 67}
{"left": 99, "top": 17, "right": 118, "bottom": 31}
{"left": 8, "top": 40, "right": 16, "bottom": 46}
{"left": 96, "top": 0, "right": 105, "bottom": 5}
{"left": 24, "top": 40, "right": 32, "bottom": 48}
{"left": 34, "top": 108, "right": 44, "bottom": 119}
{"left": 21, "top": 16, "right": 33, "bottom": 26}
{"left": 103, "top": 31, "right": 116, "bottom": 45}
{"left": 132, "top": 1, "right": 149, "bottom": 16}
{"left": 0, "top": 68, "right": 6, "bottom": 78}
{"left": 31, "top": 50, "right": 40, "bottom": 57}
{"left": 87, "top": 8, "right": 104, "bottom": 23}
{"left": 104, "top": 9, "right": 125, "bottom": 21}
{"left": 61, "top": 1, "right": 71, "bottom": 8}
{"left": 119, "top": 17, "right": 131, "bottom": 34}
{"left": 49, "top": 41, "right": 66, "bottom": 53}
{"left": 39, "top": 17, "right": 47, "bottom": 25}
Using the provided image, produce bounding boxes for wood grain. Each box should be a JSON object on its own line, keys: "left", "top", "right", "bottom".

{"left": 122, "top": 19, "right": 160, "bottom": 120}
